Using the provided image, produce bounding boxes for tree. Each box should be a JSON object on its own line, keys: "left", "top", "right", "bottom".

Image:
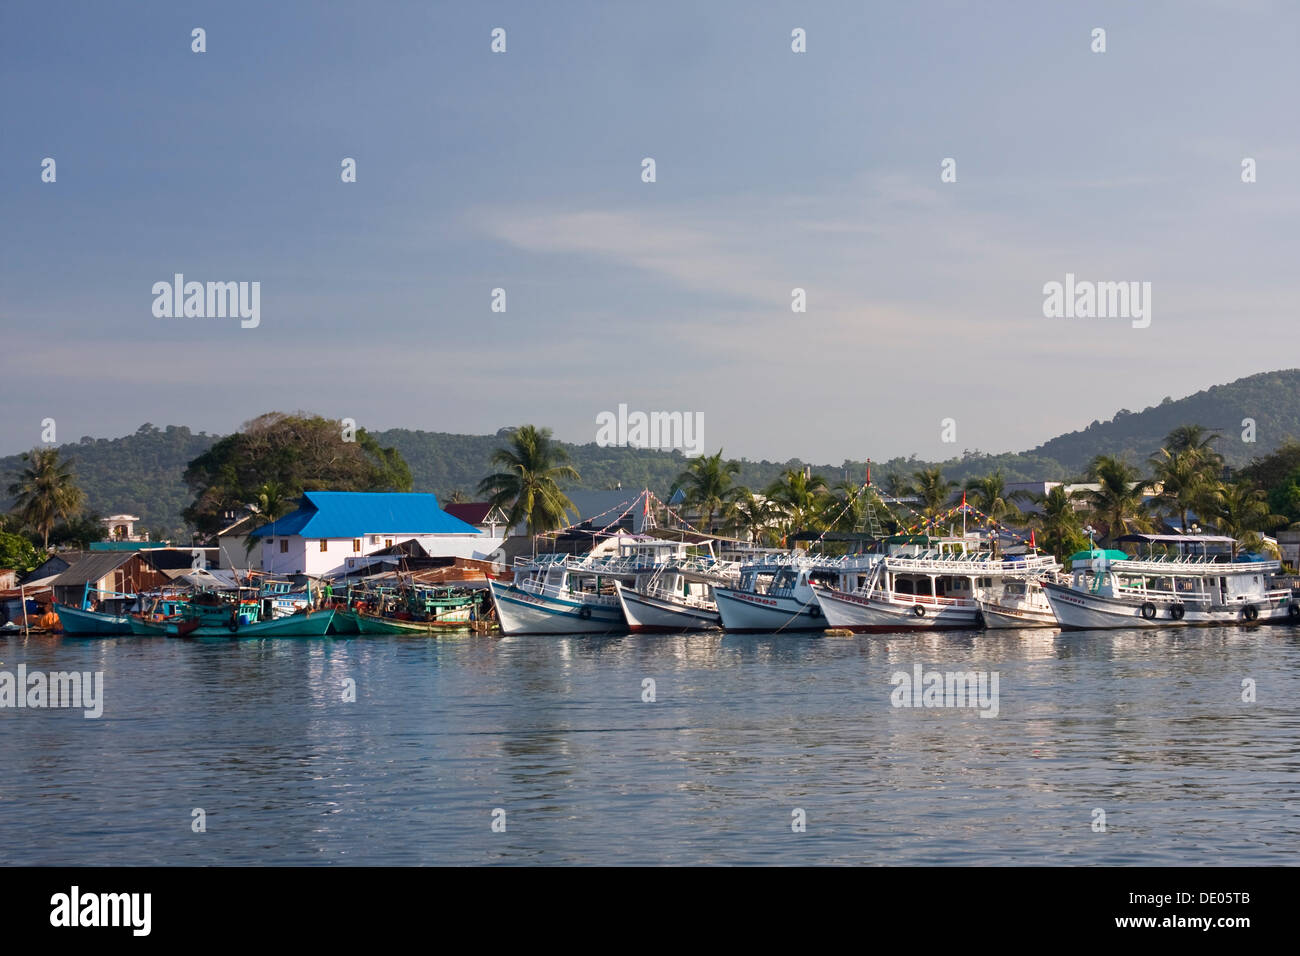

{"left": 909, "top": 467, "right": 957, "bottom": 533}
{"left": 673, "top": 451, "right": 741, "bottom": 534}
{"left": 477, "top": 425, "right": 579, "bottom": 537}
{"left": 1080, "top": 455, "right": 1151, "bottom": 542}
{"left": 764, "top": 469, "right": 830, "bottom": 541}
{"left": 1164, "top": 425, "right": 1223, "bottom": 461}
{"left": 7, "top": 448, "right": 85, "bottom": 549}
{"left": 182, "top": 413, "right": 412, "bottom": 534}
{"left": 1148, "top": 447, "right": 1219, "bottom": 533}
{"left": 1210, "top": 482, "right": 1284, "bottom": 555}
{"left": 724, "top": 488, "right": 776, "bottom": 545}
{"left": 0, "top": 531, "right": 45, "bottom": 576}
{"left": 49, "top": 512, "right": 105, "bottom": 549}
{"left": 964, "top": 470, "right": 1020, "bottom": 523}
{"left": 1023, "top": 485, "right": 1088, "bottom": 561}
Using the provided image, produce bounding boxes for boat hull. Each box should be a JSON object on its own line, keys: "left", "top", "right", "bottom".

{"left": 52, "top": 603, "right": 133, "bottom": 636}
{"left": 614, "top": 582, "right": 721, "bottom": 632}
{"left": 488, "top": 579, "right": 626, "bottom": 635}
{"left": 814, "top": 589, "right": 980, "bottom": 631}
{"left": 1041, "top": 581, "right": 1293, "bottom": 629}
{"left": 976, "top": 599, "right": 1058, "bottom": 629}
{"left": 352, "top": 611, "right": 477, "bottom": 634}
{"left": 167, "top": 609, "right": 338, "bottom": 638}
{"left": 712, "top": 587, "right": 824, "bottom": 632}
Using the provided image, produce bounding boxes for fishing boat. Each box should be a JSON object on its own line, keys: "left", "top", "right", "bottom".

{"left": 975, "top": 578, "right": 1059, "bottom": 628}
{"left": 158, "top": 589, "right": 338, "bottom": 637}
{"left": 490, "top": 539, "right": 692, "bottom": 635}
{"left": 814, "top": 536, "right": 1059, "bottom": 631}
{"left": 52, "top": 585, "right": 137, "bottom": 636}
{"left": 713, "top": 554, "right": 881, "bottom": 632}
{"left": 1041, "top": 534, "right": 1295, "bottom": 629}
{"left": 613, "top": 567, "right": 723, "bottom": 632}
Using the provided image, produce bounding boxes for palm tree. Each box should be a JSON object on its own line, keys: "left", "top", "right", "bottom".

{"left": 1211, "top": 482, "right": 1283, "bottom": 556}
{"left": 764, "top": 468, "right": 830, "bottom": 541}
{"left": 724, "top": 488, "right": 775, "bottom": 545}
{"left": 909, "top": 467, "right": 957, "bottom": 533}
{"left": 1079, "top": 455, "right": 1151, "bottom": 542}
{"left": 1164, "top": 424, "right": 1223, "bottom": 462}
{"left": 254, "top": 481, "right": 293, "bottom": 521}
{"left": 1148, "top": 447, "right": 1219, "bottom": 533}
{"left": 673, "top": 450, "right": 741, "bottom": 534}
{"left": 7, "top": 447, "right": 85, "bottom": 549}
{"left": 827, "top": 478, "right": 870, "bottom": 533}
{"left": 1023, "top": 485, "right": 1087, "bottom": 560}
{"left": 477, "top": 425, "right": 580, "bottom": 537}
{"left": 964, "top": 470, "right": 1021, "bottom": 523}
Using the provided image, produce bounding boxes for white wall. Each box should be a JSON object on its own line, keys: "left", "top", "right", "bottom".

{"left": 259, "top": 532, "right": 501, "bottom": 576}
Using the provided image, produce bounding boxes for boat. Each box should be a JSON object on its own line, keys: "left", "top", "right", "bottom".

{"left": 713, "top": 553, "right": 880, "bottom": 632}
{"left": 52, "top": 585, "right": 138, "bottom": 636}
{"left": 157, "top": 589, "right": 339, "bottom": 637}
{"left": 490, "top": 538, "right": 692, "bottom": 635}
{"left": 613, "top": 569, "right": 723, "bottom": 632}
{"left": 1041, "top": 534, "right": 1295, "bottom": 629}
{"left": 814, "top": 536, "right": 1059, "bottom": 632}
{"left": 976, "top": 578, "right": 1060, "bottom": 628}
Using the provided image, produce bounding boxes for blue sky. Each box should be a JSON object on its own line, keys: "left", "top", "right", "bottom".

{"left": 3, "top": 0, "right": 1297, "bottom": 464}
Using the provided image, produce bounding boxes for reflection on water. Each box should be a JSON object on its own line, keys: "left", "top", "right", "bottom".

{"left": 1, "top": 626, "right": 1297, "bottom": 865}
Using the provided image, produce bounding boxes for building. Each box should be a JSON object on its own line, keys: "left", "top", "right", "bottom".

{"left": 101, "top": 514, "right": 147, "bottom": 542}
{"left": 48, "top": 551, "right": 169, "bottom": 608}
{"left": 214, "top": 514, "right": 264, "bottom": 571}
{"left": 249, "top": 491, "right": 497, "bottom": 577}
{"left": 442, "top": 502, "right": 511, "bottom": 538}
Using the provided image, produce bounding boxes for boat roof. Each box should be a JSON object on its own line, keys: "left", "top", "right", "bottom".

{"left": 1116, "top": 534, "right": 1236, "bottom": 544}
{"left": 1067, "top": 549, "right": 1130, "bottom": 563}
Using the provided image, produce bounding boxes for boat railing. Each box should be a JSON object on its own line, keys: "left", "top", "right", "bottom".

{"left": 885, "top": 555, "right": 1058, "bottom": 575}
{"left": 1112, "top": 558, "right": 1281, "bottom": 575}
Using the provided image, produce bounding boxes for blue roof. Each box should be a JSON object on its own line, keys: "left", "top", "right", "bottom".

{"left": 249, "top": 492, "right": 482, "bottom": 539}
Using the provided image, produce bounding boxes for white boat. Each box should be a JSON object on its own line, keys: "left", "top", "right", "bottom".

{"left": 976, "top": 578, "right": 1059, "bottom": 628}
{"left": 815, "top": 536, "right": 1059, "bottom": 631}
{"left": 489, "top": 538, "right": 692, "bottom": 635}
{"left": 1041, "top": 534, "right": 1295, "bottom": 629}
{"left": 713, "top": 554, "right": 879, "bottom": 632}
{"left": 614, "top": 576, "right": 721, "bottom": 632}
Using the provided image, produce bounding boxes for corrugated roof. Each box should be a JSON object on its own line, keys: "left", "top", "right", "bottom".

{"left": 49, "top": 551, "right": 138, "bottom": 586}
{"left": 250, "top": 492, "right": 482, "bottom": 539}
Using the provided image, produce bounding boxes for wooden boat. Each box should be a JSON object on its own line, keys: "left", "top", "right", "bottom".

{"left": 52, "top": 602, "right": 133, "bottom": 636}
{"left": 352, "top": 610, "right": 477, "bottom": 635}
{"left": 158, "top": 589, "right": 339, "bottom": 637}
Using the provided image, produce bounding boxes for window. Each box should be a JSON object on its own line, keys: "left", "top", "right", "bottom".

{"left": 385, "top": 539, "right": 392, "bottom": 548}
{"left": 320, "top": 540, "right": 329, "bottom": 552}
{"left": 352, "top": 539, "right": 361, "bottom": 552}
{"left": 279, "top": 540, "right": 288, "bottom": 554}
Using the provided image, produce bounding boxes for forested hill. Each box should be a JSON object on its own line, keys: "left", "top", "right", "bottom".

{"left": 5, "top": 369, "right": 1300, "bottom": 535}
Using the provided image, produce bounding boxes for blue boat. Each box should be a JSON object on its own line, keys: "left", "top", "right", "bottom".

{"left": 53, "top": 585, "right": 136, "bottom": 636}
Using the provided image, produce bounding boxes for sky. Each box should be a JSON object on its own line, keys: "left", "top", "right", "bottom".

{"left": 2, "top": 0, "right": 1298, "bottom": 464}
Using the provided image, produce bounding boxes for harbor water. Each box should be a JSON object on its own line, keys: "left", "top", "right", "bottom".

{"left": 2, "top": 627, "right": 1297, "bottom": 865}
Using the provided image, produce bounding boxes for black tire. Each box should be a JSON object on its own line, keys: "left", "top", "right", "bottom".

{"left": 913, "top": 605, "right": 926, "bottom": 618}
{"left": 808, "top": 605, "right": 821, "bottom": 618}
{"left": 578, "top": 605, "right": 592, "bottom": 620}
{"left": 1140, "top": 602, "right": 1157, "bottom": 620}
{"left": 1242, "top": 604, "right": 1259, "bottom": 622}
{"left": 1288, "top": 603, "right": 1300, "bottom": 620}
{"left": 227, "top": 620, "right": 239, "bottom": 633}
{"left": 1169, "top": 603, "right": 1185, "bottom": 620}
{"left": 974, "top": 611, "right": 986, "bottom": 628}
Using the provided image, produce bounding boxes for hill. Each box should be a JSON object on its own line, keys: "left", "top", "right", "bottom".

{"left": 5, "top": 368, "right": 1300, "bottom": 534}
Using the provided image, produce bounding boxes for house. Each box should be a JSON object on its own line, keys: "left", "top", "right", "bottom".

{"left": 442, "top": 502, "right": 511, "bottom": 538}
{"left": 49, "top": 551, "right": 169, "bottom": 608}
{"left": 24, "top": 550, "right": 89, "bottom": 584}
{"left": 0, "top": 569, "right": 16, "bottom": 591}
{"left": 214, "top": 513, "right": 264, "bottom": 571}
{"left": 249, "top": 491, "right": 498, "bottom": 577}
{"left": 101, "top": 514, "right": 147, "bottom": 542}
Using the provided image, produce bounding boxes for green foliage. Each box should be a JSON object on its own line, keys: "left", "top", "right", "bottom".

{"left": 673, "top": 450, "right": 741, "bottom": 533}
{"left": 0, "top": 531, "right": 45, "bottom": 575}
{"left": 182, "top": 413, "right": 412, "bottom": 534}
{"left": 477, "top": 425, "right": 580, "bottom": 536}
{"left": 6, "top": 447, "right": 86, "bottom": 548}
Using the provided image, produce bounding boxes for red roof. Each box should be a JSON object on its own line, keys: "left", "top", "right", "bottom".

{"left": 442, "top": 502, "right": 498, "bottom": 525}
